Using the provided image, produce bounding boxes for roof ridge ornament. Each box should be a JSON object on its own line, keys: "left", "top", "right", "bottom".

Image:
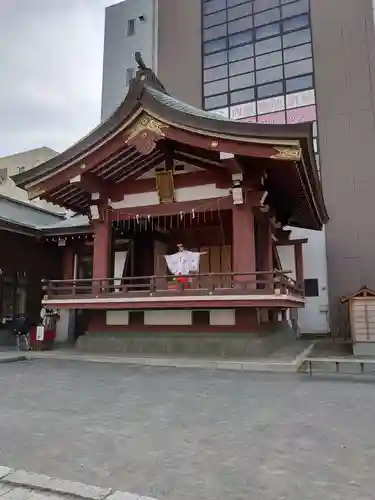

{"left": 135, "top": 52, "right": 148, "bottom": 70}
{"left": 133, "top": 52, "right": 167, "bottom": 93}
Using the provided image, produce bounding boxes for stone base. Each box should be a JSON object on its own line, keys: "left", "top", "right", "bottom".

{"left": 353, "top": 342, "right": 375, "bottom": 356}
{"left": 76, "top": 326, "right": 296, "bottom": 359}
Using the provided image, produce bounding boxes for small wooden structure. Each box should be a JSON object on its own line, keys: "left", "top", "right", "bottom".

{"left": 341, "top": 286, "right": 375, "bottom": 355}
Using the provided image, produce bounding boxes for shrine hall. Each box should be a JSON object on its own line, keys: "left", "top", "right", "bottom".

{"left": 12, "top": 54, "right": 328, "bottom": 356}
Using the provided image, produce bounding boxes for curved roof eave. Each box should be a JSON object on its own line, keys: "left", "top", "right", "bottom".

{"left": 11, "top": 82, "right": 146, "bottom": 189}
{"left": 13, "top": 65, "right": 316, "bottom": 190}
{"left": 142, "top": 85, "right": 313, "bottom": 144}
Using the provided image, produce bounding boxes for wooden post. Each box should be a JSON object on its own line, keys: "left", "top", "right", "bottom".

{"left": 232, "top": 201, "right": 256, "bottom": 286}
{"left": 294, "top": 242, "right": 304, "bottom": 288}
{"left": 262, "top": 216, "right": 274, "bottom": 291}
{"left": 92, "top": 208, "right": 111, "bottom": 294}
{"left": 62, "top": 245, "right": 74, "bottom": 281}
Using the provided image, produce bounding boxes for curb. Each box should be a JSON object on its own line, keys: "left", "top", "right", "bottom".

{"left": 0, "top": 467, "right": 158, "bottom": 500}
{"left": 29, "top": 351, "right": 304, "bottom": 373}
{"left": 0, "top": 355, "right": 27, "bottom": 364}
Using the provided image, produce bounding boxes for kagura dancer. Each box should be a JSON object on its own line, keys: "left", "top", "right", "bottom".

{"left": 165, "top": 244, "right": 207, "bottom": 288}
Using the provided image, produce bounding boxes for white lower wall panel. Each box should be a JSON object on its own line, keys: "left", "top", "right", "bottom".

{"left": 144, "top": 310, "right": 192, "bottom": 326}
{"left": 209, "top": 309, "right": 235, "bottom": 326}
{"left": 106, "top": 310, "right": 129, "bottom": 326}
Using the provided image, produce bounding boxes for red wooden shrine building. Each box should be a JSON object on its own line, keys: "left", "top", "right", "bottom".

{"left": 13, "top": 55, "right": 327, "bottom": 354}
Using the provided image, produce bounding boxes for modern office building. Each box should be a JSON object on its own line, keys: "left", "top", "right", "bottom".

{"left": 101, "top": 0, "right": 375, "bottom": 333}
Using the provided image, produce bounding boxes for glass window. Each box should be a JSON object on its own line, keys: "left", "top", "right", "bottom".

{"left": 228, "top": 0, "right": 249, "bottom": 6}
{"left": 284, "top": 58, "right": 313, "bottom": 78}
{"left": 204, "top": 78, "right": 229, "bottom": 96}
{"left": 204, "top": 64, "right": 228, "bottom": 82}
{"left": 285, "top": 74, "right": 313, "bottom": 92}
{"left": 203, "top": 0, "right": 226, "bottom": 15}
{"left": 229, "top": 29, "right": 253, "bottom": 47}
{"left": 204, "top": 10, "right": 227, "bottom": 28}
{"left": 255, "top": 22, "right": 281, "bottom": 40}
{"left": 282, "top": 28, "right": 311, "bottom": 48}
{"left": 230, "top": 87, "right": 255, "bottom": 104}
{"left": 229, "top": 57, "right": 254, "bottom": 76}
{"left": 282, "top": 14, "right": 309, "bottom": 32}
{"left": 281, "top": 0, "right": 309, "bottom": 18}
{"left": 229, "top": 43, "right": 254, "bottom": 61}
{"left": 230, "top": 72, "right": 255, "bottom": 90}
{"left": 257, "top": 81, "right": 284, "bottom": 99}
{"left": 283, "top": 43, "right": 312, "bottom": 63}
{"left": 256, "top": 50, "right": 282, "bottom": 69}
{"left": 205, "top": 93, "right": 229, "bottom": 109}
{"left": 304, "top": 278, "right": 319, "bottom": 297}
{"left": 228, "top": 17, "right": 253, "bottom": 35}
{"left": 256, "top": 65, "right": 283, "bottom": 84}
{"left": 255, "top": 36, "right": 281, "bottom": 55}
{"left": 204, "top": 37, "right": 227, "bottom": 54}
{"left": 127, "top": 19, "right": 135, "bottom": 36}
{"left": 204, "top": 23, "right": 227, "bottom": 41}
{"left": 228, "top": 2, "right": 252, "bottom": 21}
{"left": 254, "top": 7, "right": 281, "bottom": 27}
{"left": 204, "top": 51, "right": 228, "bottom": 68}
{"left": 253, "top": 0, "right": 279, "bottom": 13}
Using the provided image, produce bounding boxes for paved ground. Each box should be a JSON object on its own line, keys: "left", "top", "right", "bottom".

{"left": 0, "top": 359, "right": 374, "bottom": 500}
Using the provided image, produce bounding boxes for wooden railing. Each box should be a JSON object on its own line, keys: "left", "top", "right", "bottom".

{"left": 42, "top": 271, "right": 304, "bottom": 300}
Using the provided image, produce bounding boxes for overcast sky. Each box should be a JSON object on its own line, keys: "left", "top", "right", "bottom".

{"left": 0, "top": 0, "right": 115, "bottom": 157}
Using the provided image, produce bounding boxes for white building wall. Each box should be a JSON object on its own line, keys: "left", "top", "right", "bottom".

{"left": 291, "top": 227, "right": 329, "bottom": 334}
{"left": 0, "top": 147, "right": 63, "bottom": 213}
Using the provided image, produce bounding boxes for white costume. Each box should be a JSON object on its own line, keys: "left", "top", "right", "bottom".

{"left": 165, "top": 250, "right": 200, "bottom": 276}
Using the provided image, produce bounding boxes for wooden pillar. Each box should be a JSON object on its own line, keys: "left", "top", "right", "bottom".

{"left": 294, "top": 242, "right": 304, "bottom": 286}
{"left": 232, "top": 203, "right": 256, "bottom": 280}
{"left": 62, "top": 245, "right": 74, "bottom": 281}
{"left": 92, "top": 215, "right": 111, "bottom": 284}
{"left": 262, "top": 217, "right": 274, "bottom": 291}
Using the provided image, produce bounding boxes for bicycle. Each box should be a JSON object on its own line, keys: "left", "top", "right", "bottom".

{"left": 14, "top": 330, "right": 31, "bottom": 351}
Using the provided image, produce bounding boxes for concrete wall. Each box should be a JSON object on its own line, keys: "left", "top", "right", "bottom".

{"left": 311, "top": 0, "right": 375, "bottom": 327}
{"left": 0, "top": 147, "right": 62, "bottom": 213}
{"left": 157, "top": 0, "right": 202, "bottom": 107}
{"left": 101, "top": 0, "right": 158, "bottom": 122}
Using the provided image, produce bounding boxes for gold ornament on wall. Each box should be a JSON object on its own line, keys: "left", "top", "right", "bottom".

{"left": 126, "top": 114, "right": 168, "bottom": 154}
{"left": 271, "top": 147, "right": 302, "bottom": 161}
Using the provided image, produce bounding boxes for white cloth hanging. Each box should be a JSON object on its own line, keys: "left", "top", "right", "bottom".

{"left": 165, "top": 251, "right": 200, "bottom": 276}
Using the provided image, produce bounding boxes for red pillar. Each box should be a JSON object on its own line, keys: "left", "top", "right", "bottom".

{"left": 262, "top": 217, "right": 274, "bottom": 290}
{"left": 62, "top": 245, "right": 74, "bottom": 280}
{"left": 232, "top": 203, "right": 256, "bottom": 280}
{"left": 294, "top": 242, "right": 304, "bottom": 286}
{"left": 92, "top": 218, "right": 111, "bottom": 283}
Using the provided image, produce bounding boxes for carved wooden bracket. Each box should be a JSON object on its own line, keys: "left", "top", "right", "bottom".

{"left": 126, "top": 115, "right": 168, "bottom": 155}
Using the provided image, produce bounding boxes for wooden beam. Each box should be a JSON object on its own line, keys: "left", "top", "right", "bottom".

{"left": 165, "top": 126, "right": 300, "bottom": 161}
{"left": 109, "top": 196, "right": 233, "bottom": 219}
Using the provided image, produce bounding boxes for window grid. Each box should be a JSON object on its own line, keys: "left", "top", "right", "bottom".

{"left": 202, "top": 0, "right": 314, "bottom": 105}
{"left": 201, "top": 0, "right": 318, "bottom": 154}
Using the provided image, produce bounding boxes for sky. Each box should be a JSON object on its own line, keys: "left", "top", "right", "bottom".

{"left": 0, "top": 0, "right": 115, "bottom": 157}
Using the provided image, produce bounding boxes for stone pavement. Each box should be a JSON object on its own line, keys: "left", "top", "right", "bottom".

{"left": 0, "top": 359, "right": 375, "bottom": 500}
{"left": 0, "top": 467, "right": 157, "bottom": 500}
